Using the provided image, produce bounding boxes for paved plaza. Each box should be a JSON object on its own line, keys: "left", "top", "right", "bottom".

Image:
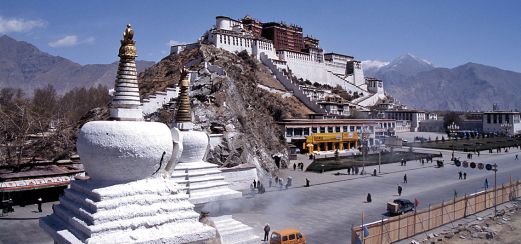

{"left": 2, "top": 145, "right": 521, "bottom": 243}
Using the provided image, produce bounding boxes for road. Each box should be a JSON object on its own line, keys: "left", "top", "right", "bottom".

{"left": 1, "top": 147, "right": 520, "bottom": 244}
{"left": 203, "top": 147, "right": 521, "bottom": 243}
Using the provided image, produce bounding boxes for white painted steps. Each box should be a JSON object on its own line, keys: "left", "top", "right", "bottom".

{"left": 211, "top": 215, "right": 260, "bottom": 244}
{"left": 172, "top": 162, "right": 242, "bottom": 205}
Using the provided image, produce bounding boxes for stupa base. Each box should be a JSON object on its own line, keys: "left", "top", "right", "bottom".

{"left": 40, "top": 178, "right": 216, "bottom": 244}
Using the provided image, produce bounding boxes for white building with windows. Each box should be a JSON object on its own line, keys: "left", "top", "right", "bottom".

{"left": 482, "top": 111, "right": 521, "bottom": 136}
{"left": 278, "top": 118, "right": 397, "bottom": 148}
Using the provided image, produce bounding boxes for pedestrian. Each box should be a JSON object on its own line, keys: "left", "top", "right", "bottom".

{"left": 293, "top": 163, "right": 296, "bottom": 170}
{"left": 278, "top": 178, "right": 283, "bottom": 190}
{"left": 253, "top": 179, "right": 257, "bottom": 189}
{"left": 398, "top": 185, "right": 403, "bottom": 196}
{"left": 516, "top": 154, "right": 519, "bottom": 160}
{"left": 477, "top": 151, "right": 480, "bottom": 157}
{"left": 366, "top": 193, "right": 372, "bottom": 203}
{"left": 403, "top": 174, "right": 407, "bottom": 184}
{"left": 269, "top": 177, "right": 272, "bottom": 188}
{"left": 305, "top": 178, "right": 310, "bottom": 187}
{"left": 258, "top": 183, "right": 265, "bottom": 194}
{"left": 263, "top": 223, "right": 271, "bottom": 241}
{"left": 373, "top": 168, "right": 377, "bottom": 176}
{"left": 285, "top": 177, "right": 292, "bottom": 189}
{"left": 8, "top": 199, "right": 14, "bottom": 212}
{"left": 37, "top": 197, "right": 42, "bottom": 213}
{"left": 463, "top": 172, "right": 467, "bottom": 180}
{"left": 459, "top": 171, "right": 462, "bottom": 180}
{"left": 347, "top": 167, "right": 351, "bottom": 175}
{"left": 485, "top": 178, "right": 489, "bottom": 189}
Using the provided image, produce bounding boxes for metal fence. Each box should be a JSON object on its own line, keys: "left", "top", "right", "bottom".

{"left": 352, "top": 179, "right": 520, "bottom": 244}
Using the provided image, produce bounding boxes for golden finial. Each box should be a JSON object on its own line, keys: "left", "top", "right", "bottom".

{"left": 119, "top": 24, "right": 137, "bottom": 58}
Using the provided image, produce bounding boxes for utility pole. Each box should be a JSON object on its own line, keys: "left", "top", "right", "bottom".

{"left": 493, "top": 163, "right": 498, "bottom": 215}
{"left": 378, "top": 150, "right": 381, "bottom": 173}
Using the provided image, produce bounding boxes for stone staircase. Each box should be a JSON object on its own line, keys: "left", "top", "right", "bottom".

{"left": 141, "top": 87, "right": 179, "bottom": 115}
{"left": 260, "top": 53, "right": 327, "bottom": 114}
{"left": 211, "top": 215, "right": 260, "bottom": 244}
{"left": 172, "top": 162, "right": 242, "bottom": 205}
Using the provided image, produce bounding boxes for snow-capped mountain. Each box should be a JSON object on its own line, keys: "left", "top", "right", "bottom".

{"left": 362, "top": 53, "right": 521, "bottom": 111}
{"left": 363, "top": 54, "right": 435, "bottom": 82}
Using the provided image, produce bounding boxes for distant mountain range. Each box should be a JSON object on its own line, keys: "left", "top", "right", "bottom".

{"left": 0, "top": 35, "right": 154, "bottom": 95}
{"left": 363, "top": 54, "right": 521, "bottom": 111}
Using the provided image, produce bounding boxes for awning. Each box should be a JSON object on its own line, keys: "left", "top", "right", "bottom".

{"left": 0, "top": 174, "right": 82, "bottom": 192}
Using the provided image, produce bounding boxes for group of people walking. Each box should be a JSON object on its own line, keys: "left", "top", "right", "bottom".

{"left": 293, "top": 162, "right": 304, "bottom": 171}
{"left": 347, "top": 166, "right": 361, "bottom": 175}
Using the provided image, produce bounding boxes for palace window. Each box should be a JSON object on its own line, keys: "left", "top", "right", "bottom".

{"left": 320, "top": 127, "right": 326, "bottom": 133}
{"left": 312, "top": 127, "right": 318, "bottom": 133}
{"left": 335, "top": 126, "right": 341, "bottom": 132}
{"left": 493, "top": 114, "right": 497, "bottom": 124}
{"left": 286, "top": 128, "right": 293, "bottom": 137}
{"left": 506, "top": 115, "right": 510, "bottom": 123}
{"left": 487, "top": 114, "right": 491, "bottom": 123}
{"left": 327, "top": 127, "right": 333, "bottom": 133}
{"left": 343, "top": 126, "right": 348, "bottom": 132}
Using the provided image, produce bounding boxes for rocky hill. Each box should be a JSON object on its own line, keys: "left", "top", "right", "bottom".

{"left": 0, "top": 35, "right": 154, "bottom": 94}
{"left": 139, "top": 44, "right": 311, "bottom": 172}
{"left": 39, "top": 44, "right": 311, "bottom": 173}
{"left": 363, "top": 54, "right": 521, "bottom": 111}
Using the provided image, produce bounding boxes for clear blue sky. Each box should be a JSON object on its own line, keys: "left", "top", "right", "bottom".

{"left": 2, "top": 0, "right": 520, "bottom": 71}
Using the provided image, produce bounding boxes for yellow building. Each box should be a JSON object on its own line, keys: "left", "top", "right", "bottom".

{"left": 304, "top": 132, "right": 359, "bottom": 152}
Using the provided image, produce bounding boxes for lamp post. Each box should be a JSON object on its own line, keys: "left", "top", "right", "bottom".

{"left": 378, "top": 149, "right": 381, "bottom": 173}
{"left": 359, "top": 127, "right": 370, "bottom": 175}
{"left": 447, "top": 122, "right": 459, "bottom": 160}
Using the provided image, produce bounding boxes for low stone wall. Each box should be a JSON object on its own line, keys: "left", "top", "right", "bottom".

{"left": 220, "top": 166, "right": 257, "bottom": 191}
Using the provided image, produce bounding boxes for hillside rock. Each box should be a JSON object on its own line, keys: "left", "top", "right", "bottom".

{"left": 141, "top": 44, "right": 311, "bottom": 173}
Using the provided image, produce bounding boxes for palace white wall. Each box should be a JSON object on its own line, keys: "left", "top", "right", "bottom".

{"left": 209, "top": 32, "right": 277, "bottom": 59}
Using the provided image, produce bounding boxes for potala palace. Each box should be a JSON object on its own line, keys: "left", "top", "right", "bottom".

{"left": 172, "top": 15, "right": 389, "bottom": 112}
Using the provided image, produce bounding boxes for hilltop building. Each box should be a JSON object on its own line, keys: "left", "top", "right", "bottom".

{"left": 173, "top": 15, "right": 391, "bottom": 109}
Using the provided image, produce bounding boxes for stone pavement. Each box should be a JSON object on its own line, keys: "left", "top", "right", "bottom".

{"left": 0, "top": 201, "right": 54, "bottom": 244}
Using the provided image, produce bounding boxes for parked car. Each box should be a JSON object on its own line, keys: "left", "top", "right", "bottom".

{"left": 270, "top": 228, "right": 306, "bottom": 244}
{"left": 387, "top": 199, "right": 415, "bottom": 215}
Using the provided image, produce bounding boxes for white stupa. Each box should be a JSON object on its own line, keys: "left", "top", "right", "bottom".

{"left": 170, "top": 71, "right": 242, "bottom": 205}
{"left": 39, "top": 24, "right": 216, "bottom": 244}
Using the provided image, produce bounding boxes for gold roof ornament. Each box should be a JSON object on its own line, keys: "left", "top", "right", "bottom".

{"left": 119, "top": 24, "right": 137, "bottom": 58}
{"left": 175, "top": 68, "right": 193, "bottom": 130}
{"left": 110, "top": 24, "right": 142, "bottom": 121}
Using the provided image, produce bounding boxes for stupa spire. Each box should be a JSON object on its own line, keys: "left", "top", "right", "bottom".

{"left": 175, "top": 68, "right": 193, "bottom": 130}
{"left": 110, "top": 24, "right": 143, "bottom": 121}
